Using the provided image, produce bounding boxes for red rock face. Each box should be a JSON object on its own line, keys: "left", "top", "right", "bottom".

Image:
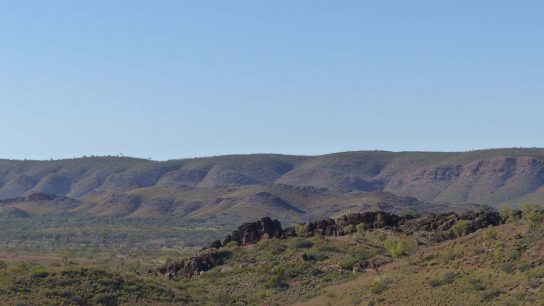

{"left": 384, "top": 156, "right": 544, "bottom": 204}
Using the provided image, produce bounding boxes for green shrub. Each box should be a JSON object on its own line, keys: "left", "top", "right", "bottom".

{"left": 316, "top": 244, "right": 338, "bottom": 253}
{"left": 451, "top": 220, "right": 472, "bottom": 237}
{"left": 369, "top": 279, "right": 388, "bottom": 294}
{"left": 467, "top": 277, "right": 486, "bottom": 291}
{"left": 295, "top": 223, "right": 311, "bottom": 237}
{"left": 384, "top": 238, "right": 416, "bottom": 259}
{"left": 268, "top": 243, "right": 287, "bottom": 255}
{"left": 225, "top": 241, "right": 239, "bottom": 250}
{"left": 97, "top": 277, "right": 121, "bottom": 289}
{"left": 516, "top": 260, "right": 530, "bottom": 272}
{"left": 507, "top": 249, "right": 521, "bottom": 261}
{"left": 428, "top": 279, "right": 443, "bottom": 287}
{"left": 342, "top": 224, "right": 356, "bottom": 234}
{"left": 483, "top": 226, "right": 497, "bottom": 240}
{"left": 93, "top": 293, "right": 117, "bottom": 306}
{"left": 499, "top": 206, "right": 516, "bottom": 223}
{"left": 443, "top": 271, "right": 456, "bottom": 284}
{"left": 522, "top": 203, "right": 544, "bottom": 234}
{"left": 294, "top": 240, "right": 314, "bottom": 249}
{"left": 30, "top": 268, "right": 49, "bottom": 279}
{"left": 480, "top": 288, "right": 501, "bottom": 301}
{"left": 471, "top": 246, "right": 485, "bottom": 255}
{"left": 422, "top": 254, "right": 435, "bottom": 262}
{"left": 499, "top": 262, "right": 515, "bottom": 274}
{"left": 355, "top": 223, "right": 364, "bottom": 234}
{"left": 527, "top": 278, "right": 541, "bottom": 289}
{"left": 442, "top": 250, "right": 458, "bottom": 264}
{"left": 339, "top": 258, "right": 356, "bottom": 270}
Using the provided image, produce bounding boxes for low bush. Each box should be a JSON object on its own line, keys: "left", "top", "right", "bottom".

{"left": 442, "top": 251, "right": 458, "bottom": 264}
{"left": 294, "top": 240, "right": 314, "bottom": 249}
{"left": 369, "top": 279, "right": 388, "bottom": 294}
{"left": 467, "top": 277, "right": 486, "bottom": 291}
{"left": 480, "top": 288, "right": 501, "bottom": 301}
{"left": 443, "top": 271, "right": 456, "bottom": 284}
{"left": 483, "top": 226, "right": 498, "bottom": 240}
{"left": 428, "top": 278, "right": 442, "bottom": 288}
{"left": 339, "top": 259, "right": 356, "bottom": 271}
{"left": 499, "top": 262, "right": 515, "bottom": 274}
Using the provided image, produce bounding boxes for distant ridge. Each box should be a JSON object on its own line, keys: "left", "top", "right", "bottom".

{"left": 1, "top": 148, "right": 544, "bottom": 207}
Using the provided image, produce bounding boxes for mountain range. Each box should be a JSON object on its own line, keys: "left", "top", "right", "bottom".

{"left": 1, "top": 148, "right": 544, "bottom": 207}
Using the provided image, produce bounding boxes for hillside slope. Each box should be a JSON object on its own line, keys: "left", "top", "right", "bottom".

{"left": 1, "top": 148, "right": 544, "bottom": 206}
{"left": 2, "top": 210, "right": 542, "bottom": 306}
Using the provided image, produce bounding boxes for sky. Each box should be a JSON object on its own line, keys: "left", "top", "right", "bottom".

{"left": 1, "top": 1, "right": 543, "bottom": 160}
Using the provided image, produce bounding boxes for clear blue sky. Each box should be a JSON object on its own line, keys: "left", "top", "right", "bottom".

{"left": 1, "top": 1, "right": 543, "bottom": 160}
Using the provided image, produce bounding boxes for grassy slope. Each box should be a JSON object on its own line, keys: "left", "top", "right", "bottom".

{"left": 297, "top": 222, "right": 544, "bottom": 306}
{"left": 1, "top": 220, "right": 543, "bottom": 305}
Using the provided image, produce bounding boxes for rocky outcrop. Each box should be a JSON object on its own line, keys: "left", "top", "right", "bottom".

{"left": 155, "top": 250, "right": 230, "bottom": 279}
{"left": 221, "top": 217, "right": 283, "bottom": 246}
{"left": 336, "top": 212, "right": 406, "bottom": 229}
{"left": 399, "top": 210, "right": 503, "bottom": 241}
{"left": 0, "top": 197, "right": 25, "bottom": 204}
{"left": 0, "top": 192, "right": 60, "bottom": 203}
{"left": 166, "top": 209, "right": 515, "bottom": 280}
{"left": 282, "top": 210, "right": 506, "bottom": 243}
{"left": 27, "top": 192, "right": 58, "bottom": 201}
{"left": 283, "top": 211, "right": 412, "bottom": 238}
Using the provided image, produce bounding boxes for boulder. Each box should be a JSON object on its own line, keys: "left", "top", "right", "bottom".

{"left": 221, "top": 217, "right": 283, "bottom": 246}
{"left": 155, "top": 250, "right": 230, "bottom": 279}
{"left": 352, "top": 255, "right": 392, "bottom": 272}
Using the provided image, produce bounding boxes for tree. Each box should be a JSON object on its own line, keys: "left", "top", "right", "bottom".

{"left": 451, "top": 220, "right": 471, "bottom": 237}
{"left": 522, "top": 203, "right": 544, "bottom": 235}
{"left": 355, "top": 222, "right": 365, "bottom": 238}
{"left": 294, "top": 223, "right": 311, "bottom": 237}
{"left": 376, "top": 233, "right": 387, "bottom": 248}
{"left": 499, "top": 206, "right": 515, "bottom": 223}
{"left": 383, "top": 237, "right": 417, "bottom": 267}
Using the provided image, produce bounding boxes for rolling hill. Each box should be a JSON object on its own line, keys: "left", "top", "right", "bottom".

{"left": 1, "top": 148, "right": 544, "bottom": 208}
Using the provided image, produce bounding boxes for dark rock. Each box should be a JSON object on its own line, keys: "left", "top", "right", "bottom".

{"left": 0, "top": 197, "right": 26, "bottom": 204}
{"left": 283, "top": 226, "right": 297, "bottom": 238}
{"left": 27, "top": 193, "right": 57, "bottom": 201}
{"left": 336, "top": 211, "right": 403, "bottom": 230}
{"left": 352, "top": 255, "right": 392, "bottom": 272}
{"left": 155, "top": 250, "right": 230, "bottom": 279}
{"left": 399, "top": 210, "right": 504, "bottom": 242}
{"left": 299, "top": 253, "right": 311, "bottom": 262}
{"left": 307, "top": 218, "right": 337, "bottom": 236}
{"left": 221, "top": 217, "right": 283, "bottom": 246}
{"left": 210, "top": 240, "right": 222, "bottom": 249}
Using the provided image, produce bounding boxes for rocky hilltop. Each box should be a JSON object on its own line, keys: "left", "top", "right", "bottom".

{"left": 157, "top": 209, "right": 507, "bottom": 279}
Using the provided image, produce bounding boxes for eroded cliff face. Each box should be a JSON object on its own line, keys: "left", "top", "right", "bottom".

{"left": 383, "top": 156, "right": 544, "bottom": 204}
{"left": 3, "top": 150, "right": 544, "bottom": 207}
